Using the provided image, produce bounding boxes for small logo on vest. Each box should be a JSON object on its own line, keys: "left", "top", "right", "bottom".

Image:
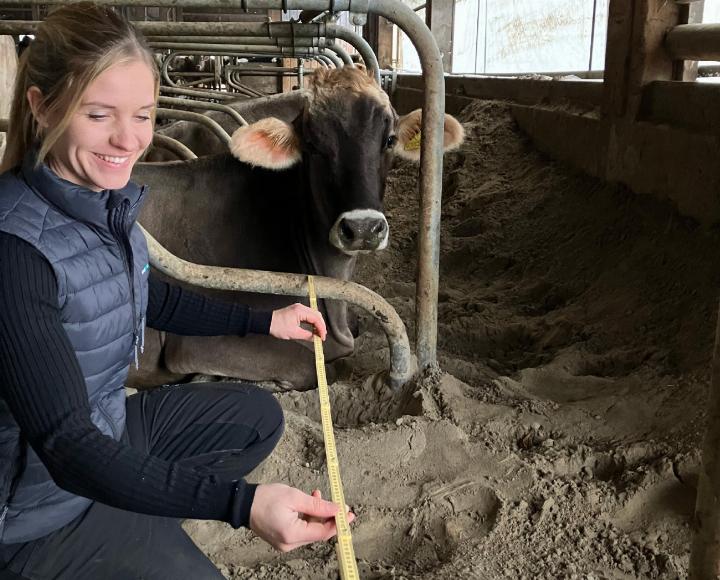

{"left": 141, "top": 263, "right": 150, "bottom": 276}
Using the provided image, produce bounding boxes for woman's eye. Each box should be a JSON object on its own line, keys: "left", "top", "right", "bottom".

{"left": 88, "top": 114, "right": 107, "bottom": 121}
{"left": 385, "top": 135, "right": 398, "bottom": 149}
{"left": 136, "top": 116, "right": 151, "bottom": 122}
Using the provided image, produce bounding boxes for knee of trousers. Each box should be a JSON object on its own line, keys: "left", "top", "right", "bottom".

{"left": 248, "top": 387, "right": 285, "bottom": 446}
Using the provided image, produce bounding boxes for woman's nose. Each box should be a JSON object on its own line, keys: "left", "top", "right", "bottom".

{"left": 109, "top": 121, "right": 140, "bottom": 150}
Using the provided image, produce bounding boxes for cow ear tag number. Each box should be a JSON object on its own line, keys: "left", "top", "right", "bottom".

{"left": 405, "top": 130, "right": 422, "bottom": 152}
{"left": 307, "top": 276, "right": 360, "bottom": 580}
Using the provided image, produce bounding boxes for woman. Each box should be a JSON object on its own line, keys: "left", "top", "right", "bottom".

{"left": 0, "top": 3, "right": 352, "bottom": 579}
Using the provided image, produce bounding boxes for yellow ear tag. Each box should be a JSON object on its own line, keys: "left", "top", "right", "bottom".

{"left": 405, "top": 130, "right": 422, "bottom": 151}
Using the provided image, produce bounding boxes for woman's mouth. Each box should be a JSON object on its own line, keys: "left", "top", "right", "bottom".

{"left": 93, "top": 153, "right": 131, "bottom": 168}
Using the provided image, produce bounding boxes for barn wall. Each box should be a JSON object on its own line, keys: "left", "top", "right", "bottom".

{"left": 0, "top": 36, "right": 17, "bottom": 162}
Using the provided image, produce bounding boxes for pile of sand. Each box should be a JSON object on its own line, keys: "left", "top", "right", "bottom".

{"left": 184, "top": 99, "right": 719, "bottom": 578}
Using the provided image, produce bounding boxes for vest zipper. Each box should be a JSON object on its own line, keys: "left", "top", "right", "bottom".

{"left": 111, "top": 200, "right": 139, "bottom": 369}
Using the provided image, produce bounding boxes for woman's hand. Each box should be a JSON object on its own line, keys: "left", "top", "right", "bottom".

{"left": 249, "top": 483, "right": 355, "bottom": 552}
{"left": 269, "top": 303, "right": 327, "bottom": 341}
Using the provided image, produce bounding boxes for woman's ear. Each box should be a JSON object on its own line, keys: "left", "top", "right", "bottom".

{"left": 26, "top": 86, "right": 48, "bottom": 130}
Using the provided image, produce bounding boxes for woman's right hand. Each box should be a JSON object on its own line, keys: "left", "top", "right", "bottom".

{"left": 249, "top": 483, "right": 355, "bottom": 552}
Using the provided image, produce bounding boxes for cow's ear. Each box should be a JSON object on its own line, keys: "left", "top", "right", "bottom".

{"left": 229, "top": 117, "right": 301, "bottom": 170}
{"left": 394, "top": 109, "right": 465, "bottom": 162}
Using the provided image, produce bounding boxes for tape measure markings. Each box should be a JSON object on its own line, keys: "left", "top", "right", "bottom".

{"left": 307, "top": 275, "right": 360, "bottom": 580}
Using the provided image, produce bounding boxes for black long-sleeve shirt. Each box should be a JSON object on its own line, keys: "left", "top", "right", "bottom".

{"left": 0, "top": 232, "right": 272, "bottom": 528}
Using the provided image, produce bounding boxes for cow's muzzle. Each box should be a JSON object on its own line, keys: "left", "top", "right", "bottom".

{"left": 330, "top": 209, "right": 389, "bottom": 255}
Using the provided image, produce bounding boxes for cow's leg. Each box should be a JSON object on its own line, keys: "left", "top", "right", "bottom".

{"left": 127, "top": 328, "right": 189, "bottom": 390}
{"left": 164, "top": 334, "right": 322, "bottom": 389}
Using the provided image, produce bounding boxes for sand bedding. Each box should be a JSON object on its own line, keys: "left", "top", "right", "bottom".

{"left": 183, "top": 99, "right": 717, "bottom": 579}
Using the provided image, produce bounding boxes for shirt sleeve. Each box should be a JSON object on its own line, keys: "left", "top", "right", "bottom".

{"left": 147, "top": 273, "right": 272, "bottom": 336}
{"left": 0, "top": 232, "right": 256, "bottom": 528}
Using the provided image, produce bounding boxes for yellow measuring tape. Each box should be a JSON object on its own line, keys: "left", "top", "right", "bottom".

{"left": 307, "top": 275, "right": 360, "bottom": 580}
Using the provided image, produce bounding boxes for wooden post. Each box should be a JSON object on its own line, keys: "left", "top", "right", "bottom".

{"left": 426, "top": 0, "right": 453, "bottom": 73}
{"left": 602, "top": 0, "right": 679, "bottom": 121}
{"left": 673, "top": 1, "right": 705, "bottom": 81}
{"left": 690, "top": 300, "right": 720, "bottom": 579}
{"left": 365, "top": 14, "right": 394, "bottom": 70}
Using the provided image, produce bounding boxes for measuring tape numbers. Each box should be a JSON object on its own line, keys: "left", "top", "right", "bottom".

{"left": 307, "top": 275, "right": 360, "bottom": 580}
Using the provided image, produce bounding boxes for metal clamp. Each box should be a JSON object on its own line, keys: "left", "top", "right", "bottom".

{"left": 349, "top": 0, "right": 369, "bottom": 25}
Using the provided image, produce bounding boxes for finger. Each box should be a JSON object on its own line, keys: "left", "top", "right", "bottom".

{"left": 290, "top": 518, "right": 339, "bottom": 544}
{"left": 295, "top": 492, "right": 339, "bottom": 519}
{"left": 293, "top": 328, "right": 315, "bottom": 342}
{"left": 297, "top": 308, "right": 327, "bottom": 340}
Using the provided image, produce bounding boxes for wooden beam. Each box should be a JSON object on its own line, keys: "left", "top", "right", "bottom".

{"left": 672, "top": 1, "right": 705, "bottom": 80}
{"left": 425, "top": 0, "right": 453, "bottom": 73}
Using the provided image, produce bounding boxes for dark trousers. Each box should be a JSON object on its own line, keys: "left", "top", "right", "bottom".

{"left": 0, "top": 382, "right": 284, "bottom": 580}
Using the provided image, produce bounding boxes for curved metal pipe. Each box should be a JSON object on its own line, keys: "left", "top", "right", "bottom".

{"left": 148, "top": 35, "right": 324, "bottom": 48}
{"left": 314, "top": 55, "right": 333, "bottom": 68}
{"left": 139, "top": 224, "right": 413, "bottom": 389}
{"left": 226, "top": 71, "right": 269, "bottom": 97}
{"left": 328, "top": 43, "right": 353, "bottom": 67}
{"left": 322, "top": 49, "right": 343, "bottom": 68}
{"left": 329, "top": 26, "right": 381, "bottom": 84}
{"left": 159, "top": 95, "right": 248, "bottom": 127}
{"left": 155, "top": 108, "right": 231, "bottom": 148}
{"left": 152, "top": 134, "right": 198, "bottom": 160}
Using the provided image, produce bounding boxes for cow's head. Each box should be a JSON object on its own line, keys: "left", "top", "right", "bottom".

{"left": 229, "top": 68, "right": 464, "bottom": 256}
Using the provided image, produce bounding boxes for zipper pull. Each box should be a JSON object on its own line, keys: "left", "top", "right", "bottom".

{"left": 133, "top": 333, "right": 139, "bottom": 370}
{"left": 140, "top": 316, "right": 146, "bottom": 355}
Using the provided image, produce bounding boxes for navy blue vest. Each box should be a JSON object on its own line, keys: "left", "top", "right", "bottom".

{"left": 0, "top": 152, "right": 149, "bottom": 543}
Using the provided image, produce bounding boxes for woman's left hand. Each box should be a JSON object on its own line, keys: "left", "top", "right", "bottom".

{"left": 269, "top": 303, "right": 327, "bottom": 342}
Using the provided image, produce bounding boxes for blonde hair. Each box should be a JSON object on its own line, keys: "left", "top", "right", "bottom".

{"left": 0, "top": 2, "right": 159, "bottom": 172}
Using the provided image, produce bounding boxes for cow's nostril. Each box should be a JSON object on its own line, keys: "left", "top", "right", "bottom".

{"left": 371, "top": 220, "right": 386, "bottom": 235}
{"left": 339, "top": 219, "right": 355, "bottom": 242}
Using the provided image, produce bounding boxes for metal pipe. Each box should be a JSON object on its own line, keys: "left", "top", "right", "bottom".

{"left": 159, "top": 95, "right": 248, "bottom": 127}
{"left": 160, "top": 85, "right": 237, "bottom": 101}
{"left": 155, "top": 108, "right": 231, "bottom": 147}
{"left": 151, "top": 36, "right": 325, "bottom": 47}
{"left": 0, "top": 0, "right": 355, "bottom": 5}
{"left": 315, "top": 55, "right": 334, "bottom": 67}
{"left": 329, "top": 43, "right": 353, "bottom": 66}
{"left": 181, "top": 76, "right": 220, "bottom": 88}
{"left": 330, "top": 25, "right": 381, "bottom": 84}
{"left": 150, "top": 39, "right": 325, "bottom": 50}
{"left": 140, "top": 224, "right": 413, "bottom": 389}
{"left": 152, "top": 133, "right": 198, "bottom": 160}
{"left": 226, "top": 72, "right": 268, "bottom": 96}
{"left": 322, "top": 49, "right": 344, "bottom": 68}
{"left": 158, "top": 47, "right": 323, "bottom": 58}
{"left": 371, "top": 0, "right": 446, "bottom": 370}
{"left": 666, "top": 24, "right": 720, "bottom": 61}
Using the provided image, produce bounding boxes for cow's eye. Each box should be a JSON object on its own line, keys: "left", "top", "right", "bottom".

{"left": 384, "top": 135, "right": 398, "bottom": 150}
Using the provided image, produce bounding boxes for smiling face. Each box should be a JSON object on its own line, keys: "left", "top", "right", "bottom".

{"left": 42, "top": 60, "right": 156, "bottom": 192}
